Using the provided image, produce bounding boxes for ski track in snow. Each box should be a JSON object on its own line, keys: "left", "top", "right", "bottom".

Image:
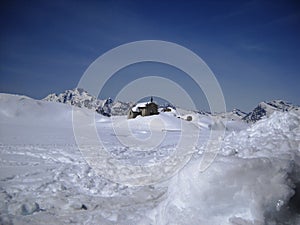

{"left": 0, "top": 94, "right": 300, "bottom": 225}
{"left": 0, "top": 143, "right": 169, "bottom": 225}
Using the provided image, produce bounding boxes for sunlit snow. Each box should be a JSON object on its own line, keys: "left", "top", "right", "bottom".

{"left": 0, "top": 94, "right": 299, "bottom": 224}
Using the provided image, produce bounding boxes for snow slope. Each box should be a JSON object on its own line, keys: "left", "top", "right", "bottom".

{"left": 0, "top": 93, "right": 199, "bottom": 224}
{"left": 1, "top": 93, "right": 300, "bottom": 224}
{"left": 146, "top": 111, "right": 300, "bottom": 225}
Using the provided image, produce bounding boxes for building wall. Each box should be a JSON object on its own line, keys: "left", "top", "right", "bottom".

{"left": 127, "top": 110, "right": 139, "bottom": 119}
{"left": 147, "top": 103, "right": 158, "bottom": 115}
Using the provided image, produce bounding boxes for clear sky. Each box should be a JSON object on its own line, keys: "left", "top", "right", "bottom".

{"left": 1, "top": 0, "right": 299, "bottom": 112}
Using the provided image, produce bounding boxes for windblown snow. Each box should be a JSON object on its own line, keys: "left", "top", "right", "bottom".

{"left": 0, "top": 93, "right": 299, "bottom": 225}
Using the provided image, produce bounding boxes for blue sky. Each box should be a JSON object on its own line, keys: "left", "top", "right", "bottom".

{"left": 0, "top": 0, "right": 299, "bottom": 111}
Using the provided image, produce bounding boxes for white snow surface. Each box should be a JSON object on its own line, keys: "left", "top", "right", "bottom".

{"left": 146, "top": 111, "right": 300, "bottom": 225}
{"left": 1, "top": 93, "right": 300, "bottom": 225}
{"left": 131, "top": 102, "right": 151, "bottom": 112}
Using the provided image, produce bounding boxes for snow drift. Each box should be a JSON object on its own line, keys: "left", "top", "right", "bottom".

{"left": 146, "top": 111, "right": 300, "bottom": 225}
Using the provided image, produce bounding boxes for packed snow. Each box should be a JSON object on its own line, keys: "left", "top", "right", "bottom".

{"left": 0, "top": 93, "right": 299, "bottom": 224}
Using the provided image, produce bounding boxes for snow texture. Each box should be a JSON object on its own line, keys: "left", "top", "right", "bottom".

{"left": 1, "top": 93, "right": 300, "bottom": 225}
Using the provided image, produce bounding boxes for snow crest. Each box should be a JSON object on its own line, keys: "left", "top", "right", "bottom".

{"left": 222, "top": 111, "right": 300, "bottom": 157}
{"left": 146, "top": 111, "right": 300, "bottom": 225}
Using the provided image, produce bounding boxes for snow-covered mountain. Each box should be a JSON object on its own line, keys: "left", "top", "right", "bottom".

{"left": 217, "top": 108, "right": 247, "bottom": 121}
{"left": 231, "top": 108, "right": 247, "bottom": 118}
{"left": 44, "top": 88, "right": 102, "bottom": 110}
{"left": 43, "top": 90, "right": 299, "bottom": 123}
{"left": 43, "top": 88, "right": 133, "bottom": 116}
{"left": 243, "top": 100, "right": 299, "bottom": 123}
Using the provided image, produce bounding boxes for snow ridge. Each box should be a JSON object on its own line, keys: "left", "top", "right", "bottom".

{"left": 216, "top": 108, "right": 247, "bottom": 121}
{"left": 243, "top": 100, "right": 299, "bottom": 123}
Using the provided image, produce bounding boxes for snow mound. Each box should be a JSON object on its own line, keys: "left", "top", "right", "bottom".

{"left": 0, "top": 93, "right": 73, "bottom": 124}
{"left": 147, "top": 157, "right": 295, "bottom": 225}
{"left": 145, "top": 111, "right": 300, "bottom": 225}
{"left": 222, "top": 111, "right": 300, "bottom": 157}
{"left": 0, "top": 93, "right": 91, "bottom": 144}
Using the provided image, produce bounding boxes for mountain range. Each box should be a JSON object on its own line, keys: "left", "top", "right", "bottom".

{"left": 43, "top": 88, "right": 299, "bottom": 122}
{"left": 43, "top": 88, "right": 134, "bottom": 116}
{"left": 243, "top": 100, "right": 299, "bottom": 122}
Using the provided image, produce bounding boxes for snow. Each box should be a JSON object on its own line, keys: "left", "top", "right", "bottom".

{"left": 131, "top": 102, "right": 151, "bottom": 112}
{"left": 146, "top": 157, "right": 296, "bottom": 224}
{"left": 145, "top": 111, "right": 300, "bottom": 225}
{"left": 1, "top": 93, "right": 300, "bottom": 224}
{"left": 43, "top": 88, "right": 134, "bottom": 116}
{"left": 243, "top": 100, "right": 298, "bottom": 123}
{"left": 221, "top": 111, "right": 300, "bottom": 157}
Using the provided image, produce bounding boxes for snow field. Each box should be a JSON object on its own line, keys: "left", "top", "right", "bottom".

{"left": 1, "top": 94, "right": 300, "bottom": 224}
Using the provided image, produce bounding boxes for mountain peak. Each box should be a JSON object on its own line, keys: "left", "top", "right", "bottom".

{"left": 243, "top": 100, "right": 298, "bottom": 123}
{"left": 43, "top": 88, "right": 133, "bottom": 116}
{"left": 43, "top": 88, "right": 99, "bottom": 109}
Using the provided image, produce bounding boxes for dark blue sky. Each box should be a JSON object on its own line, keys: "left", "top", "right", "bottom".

{"left": 1, "top": 0, "right": 299, "bottom": 111}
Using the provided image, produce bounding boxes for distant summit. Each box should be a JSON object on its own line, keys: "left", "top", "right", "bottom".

{"left": 43, "top": 88, "right": 102, "bottom": 110}
{"left": 243, "top": 100, "right": 299, "bottom": 123}
{"left": 218, "top": 108, "right": 247, "bottom": 121}
{"left": 43, "top": 88, "right": 133, "bottom": 116}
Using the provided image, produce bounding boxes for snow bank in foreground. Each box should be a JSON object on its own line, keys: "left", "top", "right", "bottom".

{"left": 146, "top": 111, "right": 300, "bottom": 225}
{"left": 147, "top": 157, "right": 295, "bottom": 225}
{"left": 222, "top": 111, "right": 300, "bottom": 157}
